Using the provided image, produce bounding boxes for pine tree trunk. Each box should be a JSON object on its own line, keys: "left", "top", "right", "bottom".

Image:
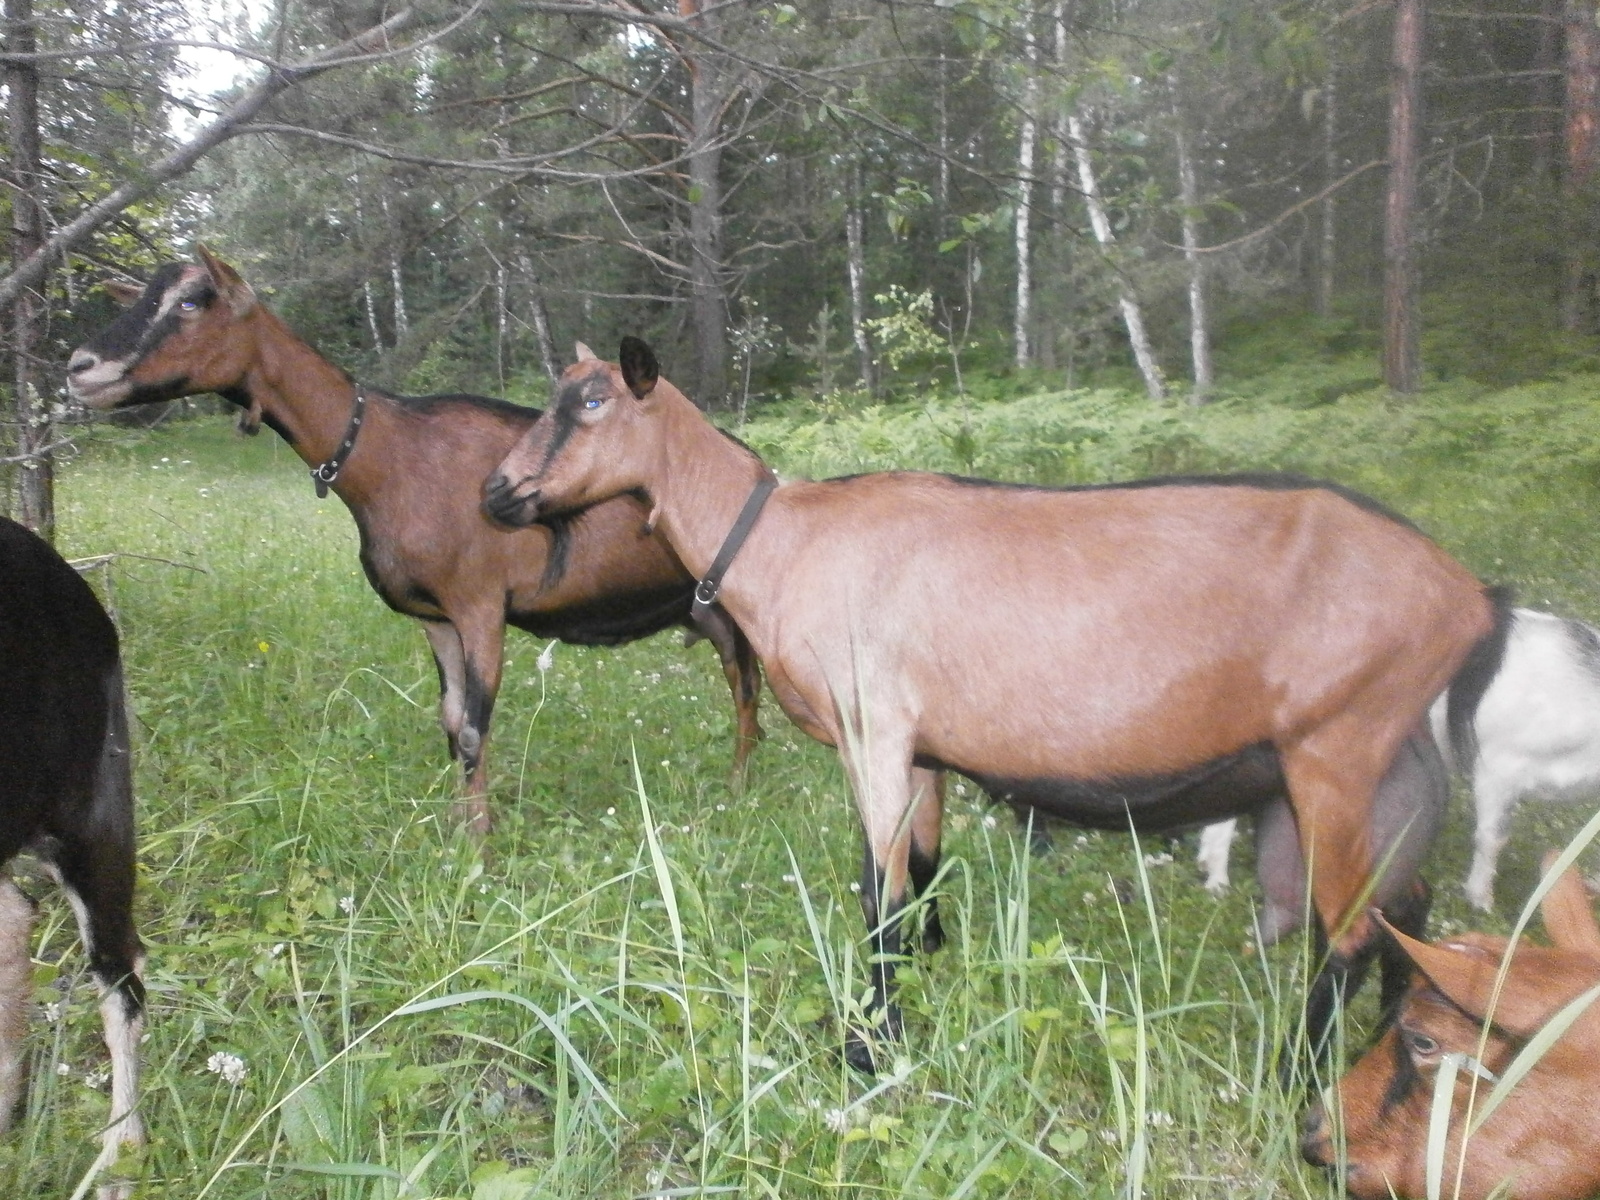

{"left": 1014, "top": 21, "right": 1038, "bottom": 368}
{"left": 680, "top": 0, "right": 729, "bottom": 409}
{"left": 1562, "top": 0, "right": 1600, "bottom": 331}
{"left": 1383, "top": 0, "right": 1424, "bottom": 394}
{"left": 1067, "top": 113, "right": 1165, "bottom": 400}
{"left": 6, "top": 0, "right": 50, "bottom": 536}
{"left": 845, "top": 161, "right": 875, "bottom": 394}
{"left": 1175, "top": 122, "right": 1212, "bottom": 404}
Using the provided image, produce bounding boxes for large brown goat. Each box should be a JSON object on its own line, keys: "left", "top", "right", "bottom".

{"left": 482, "top": 338, "right": 1510, "bottom": 1071}
{"left": 1303, "top": 853, "right": 1600, "bottom": 1200}
{"left": 65, "top": 250, "right": 762, "bottom": 833}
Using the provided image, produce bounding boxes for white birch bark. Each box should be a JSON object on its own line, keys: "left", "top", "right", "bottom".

{"left": 1014, "top": 22, "right": 1038, "bottom": 368}
{"left": 1066, "top": 112, "right": 1165, "bottom": 400}
{"left": 1175, "top": 122, "right": 1212, "bottom": 403}
{"left": 845, "top": 161, "right": 874, "bottom": 392}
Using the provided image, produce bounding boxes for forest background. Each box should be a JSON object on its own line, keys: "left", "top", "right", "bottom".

{"left": 6, "top": 0, "right": 1600, "bottom": 511}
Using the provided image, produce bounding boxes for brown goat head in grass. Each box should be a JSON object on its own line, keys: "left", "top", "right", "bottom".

{"left": 1303, "top": 852, "right": 1600, "bottom": 1200}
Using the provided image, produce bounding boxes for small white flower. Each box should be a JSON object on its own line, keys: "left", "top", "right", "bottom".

{"left": 338, "top": 895, "right": 355, "bottom": 915}
{"left": 662, "top": 760, "right": 672, "bottom": 768}
{"left": 206, "top": 1051, "right": 248, "bottom": 1085}
{"left": 956, "top": 1042, "right": 969, "bottom": 1053}
{"left": 982, "top": 814, "right": 998, "bottom": 830}
{"left": 55, "top": 1062, "right": 71, "bottom": 1076}
{"left": 606, "top": 806, "right": 616, "bottom": 816}
{"left": 270, "top": 942, "right": 286, "bottom": 957}
{"left": 1142, "top": 852, "right": 1174, "bottom": 868}
{"left": 806, "top": 1097, "right": 822, "bottom": 1110}
{"left": 782, "top": 873, "right": 796, "bottom": 883}
{"left": 537, "top": 642, "right": 555, "bottom": 673}
{"left": 819, "top": 826, "right": 828, "bottom": 834}
{"left": 42, "top": 1001, "right": 60, "bottom": 1024}
{"left": 1081, "top": 892, "right": 1097, "bottom": 905}
{"left": 716, "top": 804, "right": 725, "bottom": 812}
{"left": 84, "top": 1068, "right": 110, "bottom": 1090}
{"left": 824, "top": 1107, "right": 852, "bottom": 1134}
{"left": 1074, "top": 835, "right": 1088, "bottom": 846}
{"left": 1099, "top": 1128, "right": 1119, "bottom": 1145}
{"left": 1148, "top": 1110, "right": 1174, "bottom": 1128}
{"left": 848, "top": 881, "right": 861, "bottom": 893}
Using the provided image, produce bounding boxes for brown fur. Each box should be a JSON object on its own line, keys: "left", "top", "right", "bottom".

{"left": 1304, "top": 855, "right": 1600, "bottom": 1200}
{"left": 68, "top": 253, "right": 763, "bottom": 833}
{"left": 483, "top": 343, "right": 1501, "bottom": 1067}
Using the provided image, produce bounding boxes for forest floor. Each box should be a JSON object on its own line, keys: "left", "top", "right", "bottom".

{"left": 9, "top": 321, "right": 1600, "bottom": 1198}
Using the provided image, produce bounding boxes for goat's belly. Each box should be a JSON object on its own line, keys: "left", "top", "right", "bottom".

{"left": 941, "top": 742, "right": 1285, "bottom": 832}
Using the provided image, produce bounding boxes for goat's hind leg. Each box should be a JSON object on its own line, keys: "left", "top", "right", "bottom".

{"left": 0, "top": 876, "right": 36, "bottom": 1135}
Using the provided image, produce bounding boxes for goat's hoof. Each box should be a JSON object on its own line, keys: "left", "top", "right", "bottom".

{"left": 843, "top": 1030, "right": 879, "bottom": 1075}
{"left": 451, "top": 800, "right": 493, "bottom": 838}
{"left": 921, "top": 918, "right": 946, "bottom": 955}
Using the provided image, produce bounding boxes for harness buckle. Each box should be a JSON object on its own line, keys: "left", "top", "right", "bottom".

{"left": 694, "top": 578, "right": 720, "bottom": 607}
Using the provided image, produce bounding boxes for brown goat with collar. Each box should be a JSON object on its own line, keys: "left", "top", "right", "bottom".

{"left": 65, "top": 250, "right": 763, "bottom": 833}
{"left": 483, "top": 336, "right": 1510, "bottom": 1071}
{"left": 1303, "top": 854, "right": 1600, "bottom": 1200}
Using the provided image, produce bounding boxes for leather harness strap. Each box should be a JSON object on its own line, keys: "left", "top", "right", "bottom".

{"left": 691, "top": 473, "right": 778, "bottom": 624}
{"left": 311, "top": 386, "right": 368, "bottom": 498}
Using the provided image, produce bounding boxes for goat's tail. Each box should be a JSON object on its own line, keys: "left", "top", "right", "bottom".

{"left": 1443, "top": 585, "right": 1515, "bottom": 776}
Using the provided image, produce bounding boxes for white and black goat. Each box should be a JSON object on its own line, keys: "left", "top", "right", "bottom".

{"left": 1200, "top": 607, "right": 1600, "bottom": 912}
{"left": 0, "top": 518, "right": 143, "bottom": 1186}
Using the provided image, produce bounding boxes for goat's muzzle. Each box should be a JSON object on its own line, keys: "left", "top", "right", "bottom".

{"left": 1299, "top": 1101, "right": 1336, "bottom": 1168}
{"left": 482, "top": 472, "right": 541, "bottom": 528}
{"left": 65, "top": 349, "right": 129, "bottom": 408}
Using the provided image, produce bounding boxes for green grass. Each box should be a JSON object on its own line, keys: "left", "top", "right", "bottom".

{"left": 11, "top": 366, "right": 1600, "bottom": 1198}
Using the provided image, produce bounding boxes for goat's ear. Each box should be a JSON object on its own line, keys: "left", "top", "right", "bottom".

{"left": 196, "top": 243, "right": 255, "bottom": 315}
{"left": 102, "top": 279, "right": 143, "bottom": 308}
{"left": 619, "top": 336, "right": 658, "bottom": 400}
{"left": 1539, "top": 852, "right": 1600, "bottom": 956}
{"left": 574, "top": 342, "right": 596, "bottom": 361}
{"left": 1382, "top": 916, "right": 1585, "bottom": 1038}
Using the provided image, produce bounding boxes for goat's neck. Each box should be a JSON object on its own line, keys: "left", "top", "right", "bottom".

{"left": 238, "top": 309, "right": 383, "bottom": 498}
{"left": 651, "top": 393, "right": 772, "bottom": 585}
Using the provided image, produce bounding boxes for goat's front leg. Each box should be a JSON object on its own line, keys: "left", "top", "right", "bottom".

{"left": 907, "top": 767, "right": 947, "bottom": 954}
{"left": 0, "top": 877, "right": 34, "bottom": 1135}
{"left": 431, "top": 610, "right": 506, "bottom": 835}
{"left": 686, "top": 605, "right": 764, "bottom": 782}
{"left": 423, "top": 620, "right": 468, "bottom": 764}
{"left": 842, "top": 726, "right": 918, "bottom": 1073}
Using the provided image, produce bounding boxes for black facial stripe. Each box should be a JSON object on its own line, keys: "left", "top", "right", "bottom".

{"left": 80, "top": 265, "right": 216, "bottom": 378}
{"left": 1380, "top": 1028, "right": 1422, "bottom": 1114}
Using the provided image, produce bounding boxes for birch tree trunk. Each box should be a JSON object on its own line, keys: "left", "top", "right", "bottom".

{"left": 1066, "top": 113, "right": 1165, "bottom": 400}
{"left": 1318, "top": 66, "right": 1338, "bottom": 318}
{"left": 845, "top": 160, "right": 875, "bottom": 394}
{"left": 1014, "top": 20, "right": 1038, "bottom": 368}
{"left": 517, "top": 253, "right": 561, "bottom": 384}
{"left": 6, "top": 0, "right": 51, "bottom": 535}
{"left": 1563, "top": 0, "right": 1600, "bottom": 331}
{"left": 1175, "top": 121, "right": 1212, "bottom": 404}
{"left": 382, "top": 194, "right": 409, "bottom": 338}
{"left": 1383, "top": 0, "right": 1424, "bottom": 393}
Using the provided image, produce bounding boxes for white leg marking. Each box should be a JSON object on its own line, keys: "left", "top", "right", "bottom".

{"left": 99, "top": 987, "right": 144, "bottom": 1156}
{"left": 0, "top": 878, "right": 35, "bottom": 1135}
{"left": 1197, "top": 819, "right": 1236, "bottom": 895}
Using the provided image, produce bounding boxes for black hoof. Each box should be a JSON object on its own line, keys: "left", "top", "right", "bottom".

{"left": 843, "top": 1030, "right": 879, "bottom": 1074}
{"left": 921, "top": 914, "right": 946, "bottom": 955}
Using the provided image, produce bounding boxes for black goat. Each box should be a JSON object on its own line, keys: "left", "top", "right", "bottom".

{"left": 0, "top": 518, "right": 142, "bottom": 1186}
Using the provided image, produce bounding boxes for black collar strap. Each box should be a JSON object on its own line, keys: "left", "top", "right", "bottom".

{"left": 311, "top": 386, "right": 368, "bottom": 498}
{"left": 691, "top": 472, "right": 777, "bottom": 622}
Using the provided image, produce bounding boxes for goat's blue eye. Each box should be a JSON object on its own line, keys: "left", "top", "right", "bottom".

{"left": 583, "top": 397, "right": 603, "bottom": 409}
{"left": 179, "top": 300, "right": 198, "bottom": 311}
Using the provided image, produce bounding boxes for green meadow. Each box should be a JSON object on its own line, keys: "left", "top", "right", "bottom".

{"left": 13, "top": 331, "right": 1600, "bottom": 1198}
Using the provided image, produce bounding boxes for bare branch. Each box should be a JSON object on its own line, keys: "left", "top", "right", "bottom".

{"left": 0, "top": 6, "right": 439, "bottom": 311}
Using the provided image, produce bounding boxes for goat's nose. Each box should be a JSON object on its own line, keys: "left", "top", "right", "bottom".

{"left": 68, "top": 349, "right": 98, "bottom": 375}
{"left": 1299, "top": 1103, "right": 1334, "bottom": 1167}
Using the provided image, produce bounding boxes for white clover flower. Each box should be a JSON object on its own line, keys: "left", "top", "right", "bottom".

{"left": 84, "top": 1068, "right": 110, "bottom": 1090}
{"left": 1148, "top": 1110, "right": 1174, "bottom": 1128}
{"left": 42, "top": 1001, "right": 60, "bottom": 1024}
{"left": 537, "top": 642, "right": 556, "bottom": 673}
{"left": 207, "top": 1051, "right": 247, "bottom": 1085}
{"left": 982, "top": 814, "right": 998, "bottom": 829}
{"left": 55, "top": 1062, "right": 71, "bottom": 1076}
{"left": 338, "top": 895, "right": 355, "bottom": 916}
{"left": 823, "top": 1107, "right": 852, "bottom": 1134}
